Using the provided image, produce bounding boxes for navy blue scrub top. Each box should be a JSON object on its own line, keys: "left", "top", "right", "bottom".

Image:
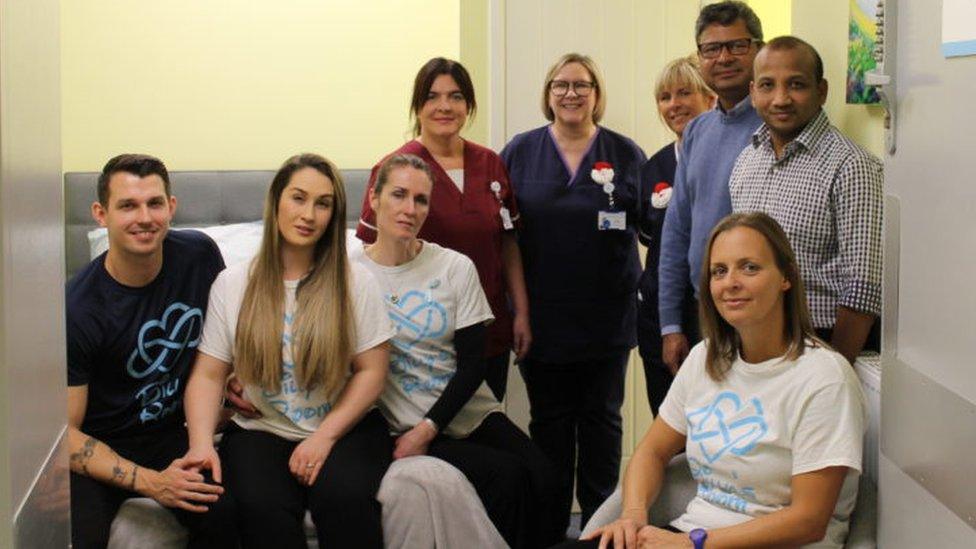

{"left": 501, "top": 125, "right": 646, "bottom": 363}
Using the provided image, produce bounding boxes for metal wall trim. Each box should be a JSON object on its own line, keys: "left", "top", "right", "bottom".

{"left": 881, "top": 357, "right": 976, "bottom": 531}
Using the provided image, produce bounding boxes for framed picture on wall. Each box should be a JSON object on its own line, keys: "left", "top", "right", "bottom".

{"left": 847, "top": 0, "right": 880, "bottom": 104}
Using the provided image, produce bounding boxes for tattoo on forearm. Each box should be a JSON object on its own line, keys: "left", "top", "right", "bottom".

{"left": 112, "top": 456, "right": 126, "bottom": 483}
{"left": 69, "top": 437, "right": 98, "bottom": 475}
{"left": 130, "top": 466, "right": 138, "bottom": 491}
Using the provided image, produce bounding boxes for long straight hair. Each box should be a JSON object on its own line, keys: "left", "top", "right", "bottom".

{"left": 698, "top": 212, "right": 820, "bottom": 381}
{"left": 234, "top": 153, "right": 354, "bottom": 398}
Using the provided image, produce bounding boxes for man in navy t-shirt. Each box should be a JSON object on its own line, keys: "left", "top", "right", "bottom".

{"left": 66, "top": 154, "right": 236, "bottom": 548}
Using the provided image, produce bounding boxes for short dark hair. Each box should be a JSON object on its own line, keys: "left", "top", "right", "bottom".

{"left": 761, "top": 35, "right": 825, "bottom": 83}
{"left": 695, "top": 1, "right": 763, "bottom": 43}
{"left": 409, "top": 57, "right": 477, "bottom": 137}
{"left": 374, "top": 154, "right": 433, "bottom": 195}
{"left": 97, "top": 153, "right": 170, "bottom": 205}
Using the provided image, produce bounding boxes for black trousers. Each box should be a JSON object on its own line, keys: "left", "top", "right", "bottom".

{"left": 637, "top": 296, "right": 700, "bottom": 416}
{"left": 69, "top": 427, "right": 238, "bottom": 549}
{"left": 424, "top": 411, "right": 563, "bottom": 549}
{"left": 520, "top": 351, "right": 630, "bottom": 533}
{"left": 220, "top": 409, "right": 392, "bottom": 549}
{"left": 484, "top": 352, "right": 512, "bottom": 401}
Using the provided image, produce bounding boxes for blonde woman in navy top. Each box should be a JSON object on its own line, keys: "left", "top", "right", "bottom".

{"left": 500, "top": 52, "right": 646, "bottom": 531}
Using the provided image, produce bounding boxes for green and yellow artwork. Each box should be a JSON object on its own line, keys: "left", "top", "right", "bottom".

{"left": 848, "top": 0, "right": 880, "bottom": 104}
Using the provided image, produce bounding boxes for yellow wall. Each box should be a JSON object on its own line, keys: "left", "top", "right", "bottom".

{"left": 748, "top": 0, "right": 791, "bottom": 40}
{"left": 791, "top": 0, "right": 885, "bottom": 157}
{"left": 61, "top": 1, "right": 460, "bottom": 171}
{"left": 459, "top": 0, "right": 489, "bottom": 145}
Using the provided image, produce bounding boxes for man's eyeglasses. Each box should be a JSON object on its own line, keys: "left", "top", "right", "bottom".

{"left": 697, "top": 38, "right": 760, "bottom": 59}
{"left": 549, "top": 80, "right": 596, "bottom": 97}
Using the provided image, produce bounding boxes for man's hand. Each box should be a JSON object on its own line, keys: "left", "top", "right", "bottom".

{"left": 512, "top": 312, "right": 532, "bottom": 362}
{"left": 141, "top": 458, "right": 224, "bottom": 513}
{"left": 225, "top": 375, "right": 261, "bottom": 419}
{"left": 662, "top": 333, "right": 690, "bottom": 375}
{"left": 182, "top": 444, "right": 223, "bottom": 484}
{"left": 289, "top": 431, "right": 336, "bottom": 487}
{"left": 393, "top": 420, "right": 438, "bottom": 460}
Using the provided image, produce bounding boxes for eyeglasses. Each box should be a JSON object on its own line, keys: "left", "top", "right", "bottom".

{"left": 697, "top": 38, "right": 760, "bottom": 59}
{"left": 549, "top": 80, "right": 596, "bottom": 97}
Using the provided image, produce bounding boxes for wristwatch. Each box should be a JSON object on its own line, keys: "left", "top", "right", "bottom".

{"left": 689, "top": 528, "right": 707, "bottom": 548}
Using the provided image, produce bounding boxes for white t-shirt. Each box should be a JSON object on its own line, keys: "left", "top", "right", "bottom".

{"left": 350, "top": 241, "right": 500, "bottom": 438}
{"left": 659, "top": 341, "right": 866, "bottom": 548}
{"left": 199, "top": 260, "right": 394, "bottom": 441}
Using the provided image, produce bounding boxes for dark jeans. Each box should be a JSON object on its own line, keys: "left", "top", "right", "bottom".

{"left": 638, "top": 296, "right": 700, "bottom": 416}
{"left": 520, "top": 351, "right": 630, "bottom": 533}
{"left": 219, "top": 409, "right": 392, "bottom": 549}
{"left": 424, "top": 411, "right": 563, "bottom": 548}
{"left": 69, "top": 427, "right": 238, "bottom": 549}
{"left": 484, "top": 352, "right": 512, "bottom": 401}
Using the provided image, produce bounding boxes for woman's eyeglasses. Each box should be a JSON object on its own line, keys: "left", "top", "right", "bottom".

{"left": 549, "top": 80, "right": 596, "bottom": 97}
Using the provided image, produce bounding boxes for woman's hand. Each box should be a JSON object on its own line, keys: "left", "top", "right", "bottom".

{"left": 582, "top": 509, "right": 647, "bottom": 549}
{"left": 512, "top": 312, "right": 532, "bottom": 362}
{"left": 224, "top": 374, "right": 262, "bottom": 419}
{"left": 636, "top": 526, "right": 692, "bottom": 548}
{"left": 393, "top": 420, "right": 438, "bottom": 460}
{"left": 182, "top": 444, "right": 223, "bottom": 484}
{"left": 289, "top": 432, "right": 336, "bottom": 486}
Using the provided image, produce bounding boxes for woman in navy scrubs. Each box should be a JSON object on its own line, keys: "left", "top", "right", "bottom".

{"left": 500, "top": 52, "right": 646, "bottom": 531}
{"left": 638, "top": 56, "right": 715, "bottom": 415}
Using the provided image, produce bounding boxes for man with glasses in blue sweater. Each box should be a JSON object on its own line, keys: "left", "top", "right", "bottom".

{"left": 657, "top": 1, "right": 765, "bottom": 376}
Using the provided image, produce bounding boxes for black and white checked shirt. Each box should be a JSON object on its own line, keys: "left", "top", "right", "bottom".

{"left": 730, "top": 110, "right": 883, "bottom": 329}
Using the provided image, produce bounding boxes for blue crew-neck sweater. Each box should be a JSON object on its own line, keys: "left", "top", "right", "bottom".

{"left": 657, "top": 96, "right": 763, "bottom": 334}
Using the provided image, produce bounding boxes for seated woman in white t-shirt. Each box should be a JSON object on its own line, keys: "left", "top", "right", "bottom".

{"left": 181, "top": 153, "right": 395, "bottom": 548}
{"left": 350, "top": 153, "right": 563, "bottom": 549}
{"left": 572, "top": 212, "right": 867, "bottom": 549}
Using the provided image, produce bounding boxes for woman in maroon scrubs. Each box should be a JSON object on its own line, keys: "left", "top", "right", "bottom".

{"left": 357, "top": 57, "right": 530, "bottom": 402}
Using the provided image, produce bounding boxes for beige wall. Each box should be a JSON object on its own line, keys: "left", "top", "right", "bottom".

{"left": 61, "top": 1, "right": 462, "bottom": 171}
{"left": 2, "top": 0, "right": 70, "bottom": 545}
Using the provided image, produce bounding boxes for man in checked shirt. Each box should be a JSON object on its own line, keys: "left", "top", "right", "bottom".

{"left": 730, "top": 36, "right": 883, "bottom": 365}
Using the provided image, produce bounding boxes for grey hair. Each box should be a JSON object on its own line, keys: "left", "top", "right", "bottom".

{"left": 695, "top": 1, "right": 763, "bottom": 42}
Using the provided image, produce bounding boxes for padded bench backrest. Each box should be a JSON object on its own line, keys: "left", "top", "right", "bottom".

{"left": 65, "top": 169, "right": 371, "bottom": 278}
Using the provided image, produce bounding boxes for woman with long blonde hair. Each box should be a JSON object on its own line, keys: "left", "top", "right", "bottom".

{"left": 183, "top": 153, "right": 394, "bottom": 548}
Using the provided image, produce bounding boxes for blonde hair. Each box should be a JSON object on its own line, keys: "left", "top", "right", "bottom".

{"left": 698, "top": 212, "right": 821, "bottom": 381}
{"left": 654, "top": 54, "right": 715, "bottom": 104}
{"left": 234, "top": 153, "right": 354, "bottom": 398}
{"left": 541, "top": 53, "right": 607, "bottom": 123}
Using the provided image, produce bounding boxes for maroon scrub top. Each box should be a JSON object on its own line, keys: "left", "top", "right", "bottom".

{"left": 357, "top": 139, "right": 520, "bottom": 357}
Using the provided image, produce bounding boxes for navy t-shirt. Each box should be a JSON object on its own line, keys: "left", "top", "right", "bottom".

{"left": 67, "top": 230, "right": 225, "bottom": 440}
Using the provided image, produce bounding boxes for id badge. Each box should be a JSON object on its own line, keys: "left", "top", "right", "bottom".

{"left": 598, "top": 210, "right": 626, "bottom": 231}
{"left": 500, "top": 207, "right": 514, "bottom": 230}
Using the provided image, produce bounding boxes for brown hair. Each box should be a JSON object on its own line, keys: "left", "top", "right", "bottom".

{"left": 409, "top": 57, "right": 477, "bottom": 137}
{"left": 234, "top": 153, "right": 354, "bottom": 398}
{"left": 698, "top": 212, "right": 820, "bottom": 381}
{"left": 374, "top": 153, "right": 434, "bottom": 195}
{"left": 97, "top": 153, "right": 170, "bottom": 205}
{"left": 541, "top": 53, "right": 607, "bottom": 123}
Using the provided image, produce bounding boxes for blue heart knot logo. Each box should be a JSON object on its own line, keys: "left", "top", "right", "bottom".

{"left": 126, "top": 302, "right": 203, "bottom": 379}
{"left": 687, "top": 391, "right": 768, "bottom": 464}
{"left": 387, "top": 290, "right": 447, "bottom": 349}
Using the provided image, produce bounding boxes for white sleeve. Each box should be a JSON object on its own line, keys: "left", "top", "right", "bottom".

{"left": 452, "top": 255, "right": 494, "bottom": 330}
{"left": 657, "top": 342, "right": 707, "bottom": 435}
{"left": 351, "top": 264, "right": 395, "bottom": 355}
{"left": 198, "top": 270, "right": 234, "bottom": 363}
{"left": 791, "top": 379, "right": 866, "bottom": 475}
